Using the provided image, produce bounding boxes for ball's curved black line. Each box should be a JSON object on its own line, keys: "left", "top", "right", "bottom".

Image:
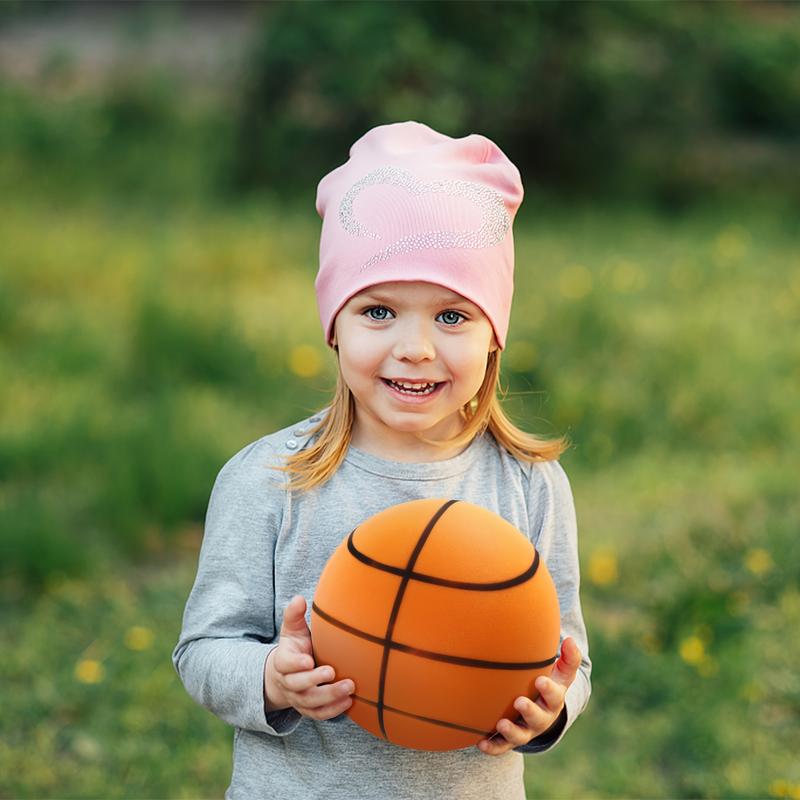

{"left": 312, "top": 602, "right": 558, "bottom": 670}
{"left": 377, "top": 499, "right": 459, "bottom": 741}
{"left": 347, "top": 530, "right": 540, "bottom": 591}
{"left": 352, "top": 694, "right": 492, "bottom": 738}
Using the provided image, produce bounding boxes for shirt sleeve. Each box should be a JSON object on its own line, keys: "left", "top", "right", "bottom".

{"left": 515, "top": 459, "right": 592, "bottom": 754}
{"left": 171, "top": 440, "right": 302, "bottom": 736}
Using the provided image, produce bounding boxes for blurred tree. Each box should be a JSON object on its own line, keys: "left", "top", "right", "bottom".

{"left": 230, "top": 0, "right": 800, "bottom": 208}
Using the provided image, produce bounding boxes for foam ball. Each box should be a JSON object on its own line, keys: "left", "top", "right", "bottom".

{"left": 311, "top": 498, "right": 561, "bottom": 751}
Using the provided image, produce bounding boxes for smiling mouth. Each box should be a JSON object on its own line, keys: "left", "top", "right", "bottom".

{"left": 381, "top": 378, "right": 441, "bottom": 395}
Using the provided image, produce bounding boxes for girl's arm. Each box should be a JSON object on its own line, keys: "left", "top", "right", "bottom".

{"left": 171, "top": 440, "right": 301, "bottom": 736}
{"left": 516, "top": 458, "right": 592, "bottom": 754}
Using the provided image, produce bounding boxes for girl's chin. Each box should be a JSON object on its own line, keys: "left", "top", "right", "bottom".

{"left": 377, "top": 410, "right": 463, "bottom": 437}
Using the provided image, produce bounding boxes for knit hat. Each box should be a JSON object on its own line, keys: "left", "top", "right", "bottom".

{"left": 314, "top": 121, "right": 524, "bottom": 351}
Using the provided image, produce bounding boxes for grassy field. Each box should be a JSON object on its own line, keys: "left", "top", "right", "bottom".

{"left": 2, "top": 194, "right": 799, "bottom": 798}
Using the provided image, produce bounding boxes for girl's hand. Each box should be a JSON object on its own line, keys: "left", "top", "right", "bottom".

{"left": 477, "top": 637, "right": 582, "bottom": 756}
{"left": 263, "top": 595, "right": 355, "bottom": 721}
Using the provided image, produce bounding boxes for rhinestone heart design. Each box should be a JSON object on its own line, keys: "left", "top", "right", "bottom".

{"left": 338, "top": 165, "right": 511, "bottom": 273}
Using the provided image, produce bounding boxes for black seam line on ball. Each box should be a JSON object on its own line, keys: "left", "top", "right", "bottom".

{"left": 348, "top": 531, "right": 540, "bottom": 590}
{"left": 352, "top": 694, "right": 492, "bottom": 738}
{"left": 377, "top": 499, "right": 459, "bottom": 741}
{"left": 312, "top": 603, "right": 558, "bottom": 670}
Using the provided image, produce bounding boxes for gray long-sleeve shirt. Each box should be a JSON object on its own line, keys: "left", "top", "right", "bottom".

{"left": 173, "top": 413, "right": 591, "bottom": 799}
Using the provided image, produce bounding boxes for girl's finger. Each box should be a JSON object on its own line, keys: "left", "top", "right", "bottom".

{"left": 295, "top": 679, "right": 355, "bottom": 711}
{"left": 300, "top": 692, "right": 354, "bottom": 721}
{"left": 272, "top": 646, "right": 314, "bottom": 675}
{"left": 282, "top": 664, "right": 335, "bottom": 693}
{"left": 532, "top": 677, "right": 566, "bottom": 714}
{"left": 514, "top": 695, "right": 553, "bottom": 731}
{"left": 493, "top": 717, "right": 533, "bottom": 748}
{"left": 477, "top": 733, "right": 513, "bottom": 757}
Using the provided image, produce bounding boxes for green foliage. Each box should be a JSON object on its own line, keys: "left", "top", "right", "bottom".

{"left": 0, "top": 486, "right": 89, "bottom": 587}
{"left": 0, "top": 78, "right": 233, "bottom": 204}
{"left": 2, "top": 3, "right": 799, "bottom": 207}
{"left": 0, "top": 196, "right": 328, "bottom": 581}
{"left": 88, "top": 393, "right": 226, "bottom": 553}
{"left": 233, "top": 1, "right": 800, "bottom": 206}
{"left": 124, "top": 294, "right": 264, "bottom": 393}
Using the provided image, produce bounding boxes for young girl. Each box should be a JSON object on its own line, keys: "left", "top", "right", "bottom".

{"left": 173, "top": 120, "right": 591, "bottom": 799}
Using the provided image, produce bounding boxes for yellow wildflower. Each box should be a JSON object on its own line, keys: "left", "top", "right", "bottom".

{"left": 744, "top": 548, "right": 773, "bottom": 576}
{"left": 588, "top": 551, "right": 618, "bottom": 586}
{"left": 288, "top": 344, "right": 323, "bottom": 378}
{"left": 75, "top": 659, "right": 105, "bottom": 684}
{"left": 769, "top": 779, "right": 791, "bottom": 798}
{"left": 679, "top": 635, "right": 705, "bottom": 665}
{"left": 124, "top": 626, "right": 155, "bottom": 651}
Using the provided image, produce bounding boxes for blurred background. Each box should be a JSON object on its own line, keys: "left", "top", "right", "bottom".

{"left": 1, "top": 1, "right": 798, "bottom": 797}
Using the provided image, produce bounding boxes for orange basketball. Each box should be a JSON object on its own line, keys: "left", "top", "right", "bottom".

{"left": 310, "top": 498, "right": 561, "bottom": 751}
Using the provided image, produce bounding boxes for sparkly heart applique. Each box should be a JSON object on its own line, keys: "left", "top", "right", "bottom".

{"left": 338, "top": 166, "right": 510, "bottom": 272}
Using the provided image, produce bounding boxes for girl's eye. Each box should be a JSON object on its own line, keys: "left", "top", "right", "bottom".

{"left": 438, "top": 310, "right": 466, "bottom": 326}
{"left": 365, "top": 306, "right": 394, "bottom": 321}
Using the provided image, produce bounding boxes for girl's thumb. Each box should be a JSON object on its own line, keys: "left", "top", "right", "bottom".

{"left": 554, "top": 637, "right": 581, "bottom": 681}
{"left": 280, "top": 595, "right": 310, "bottom": 635}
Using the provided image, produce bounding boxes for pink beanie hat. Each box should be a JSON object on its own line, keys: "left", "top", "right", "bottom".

{"left": 314, "top": 120, "right": 524, "bottom": 351}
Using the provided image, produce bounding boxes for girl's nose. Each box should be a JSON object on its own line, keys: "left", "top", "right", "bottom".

{"left": 392, "top": 325, "right": 436, "bottom": 362}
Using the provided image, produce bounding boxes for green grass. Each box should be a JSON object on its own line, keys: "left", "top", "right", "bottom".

{"left": 2, "top": 194, "right": 799, "bottom": 797}
{"left": 0, "top": 557, "right": 231, "bottom": 799}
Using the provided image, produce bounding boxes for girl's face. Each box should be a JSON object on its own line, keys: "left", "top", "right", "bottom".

{"left": 332, "top": 281, "right": 498, "bottom": 461}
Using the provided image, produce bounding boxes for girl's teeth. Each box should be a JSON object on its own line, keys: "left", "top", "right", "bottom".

{"left": 388, "top": 380, "right": 436, "bottom": 394}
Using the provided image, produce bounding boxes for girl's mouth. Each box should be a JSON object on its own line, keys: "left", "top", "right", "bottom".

{"left": 381, "top": 378, "right": 445, "bottom": 401}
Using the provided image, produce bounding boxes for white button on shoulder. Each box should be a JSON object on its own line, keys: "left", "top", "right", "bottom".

{"left": 285, "top": 439, "right": 298, "bottom": 450}
{"left": 293, "top": 428, "right": 306, "bottom": 437}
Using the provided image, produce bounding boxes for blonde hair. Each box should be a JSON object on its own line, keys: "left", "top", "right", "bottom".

{"left": 273, "top": 349, "right": 570, "bottom": 493}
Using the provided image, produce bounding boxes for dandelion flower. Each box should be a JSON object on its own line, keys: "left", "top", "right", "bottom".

{"left": 744, "top": 548, "right": 773, "bottom": 576}
{"left": 679, "top": 635, "right": 705, "bottom": 665}
{"left": 289, "top": 344, "right": 323, "bottom": 378}
{"left": 75, "top": 659, "right": 105, "bottom": 684}
{"left": 768, "top": 779, "right": 791, "bottom": 798}
{"left": 124, "top": 626, "right": 154, "bottom": 651}
{"left": 588, "top": 551, "right": 618, "bottom": 586}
